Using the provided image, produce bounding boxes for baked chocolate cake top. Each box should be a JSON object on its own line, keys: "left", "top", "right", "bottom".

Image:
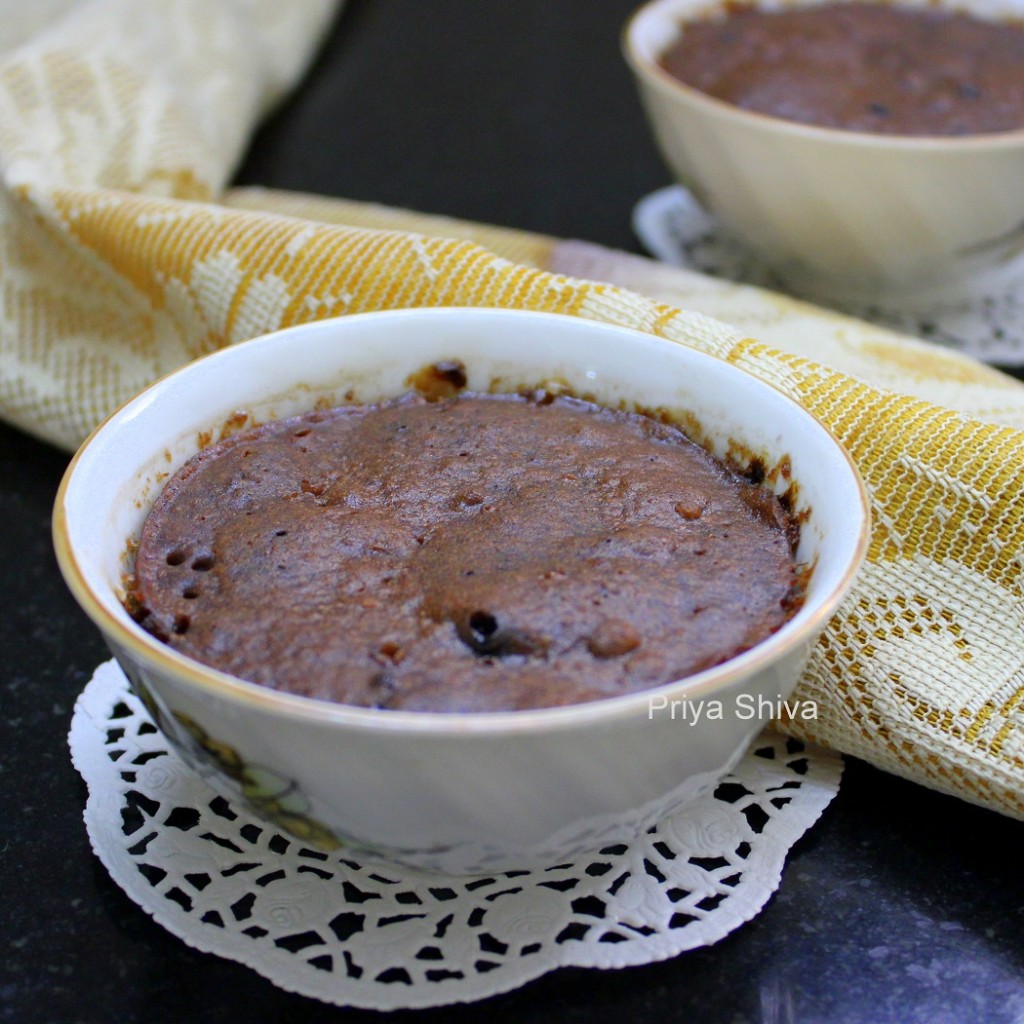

{"left": 129, "top": 390, "right": 801, "bottom": 712}
{"left": 658, "top": 2, "right": 1024, "bottom": 136}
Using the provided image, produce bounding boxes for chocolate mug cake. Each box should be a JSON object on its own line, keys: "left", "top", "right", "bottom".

{"left": 128, "top": 380, "right": 802, "bottom": 713}
{"left": 658, "top": 1, "right": 1024, "bottom": 136}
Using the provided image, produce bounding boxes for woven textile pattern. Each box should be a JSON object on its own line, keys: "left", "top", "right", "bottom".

{"left": 3, "top": 0, "right": 1022, "bottom": 819}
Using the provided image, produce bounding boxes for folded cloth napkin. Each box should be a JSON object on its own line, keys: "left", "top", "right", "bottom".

{"left": 4, "top": 0, "right": 1023, "bottom": 820}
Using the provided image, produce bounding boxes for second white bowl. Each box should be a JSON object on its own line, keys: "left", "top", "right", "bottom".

{"left": 624, "top": 0, "right": 1024, "bottom": 303}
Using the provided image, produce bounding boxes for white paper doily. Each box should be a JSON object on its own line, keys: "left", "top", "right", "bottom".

{"left": 634, "top": 185, "right": 1024, "bottom": 367}
{"left": 69, "top": 660, "right": 843, "bottom": 1010}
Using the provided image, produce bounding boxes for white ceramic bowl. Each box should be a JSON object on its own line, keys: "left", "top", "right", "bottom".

{"left": 54, "top": 308, "right": 869, "bottom": 874}
{"left": 624, "top": 0, "right": 1024, "bottom": 302}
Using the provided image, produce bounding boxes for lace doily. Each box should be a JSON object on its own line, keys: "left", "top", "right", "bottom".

{"left": 634, "top": 185, "right": 1024, "bottom": 367}
{"left": 69, "top": 660, "right": 843, "bottom": 1010}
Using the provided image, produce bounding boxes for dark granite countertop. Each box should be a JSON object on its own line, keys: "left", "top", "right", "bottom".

{"left": 2, "top": 2, "right": 1022, "bottom": 1021}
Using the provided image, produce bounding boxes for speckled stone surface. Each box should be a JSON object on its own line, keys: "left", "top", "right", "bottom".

{"left": 2, "top": 1, "right": 1023, "bottom": 1020}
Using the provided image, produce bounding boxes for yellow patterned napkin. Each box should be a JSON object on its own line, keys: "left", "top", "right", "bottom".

{"left": 4, "top": 0, "right": 1023, "bottom": 819}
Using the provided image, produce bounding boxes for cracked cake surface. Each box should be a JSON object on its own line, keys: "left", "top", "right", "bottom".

{"left": 130, "top": 390, "right": 801, "bottom": 712}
